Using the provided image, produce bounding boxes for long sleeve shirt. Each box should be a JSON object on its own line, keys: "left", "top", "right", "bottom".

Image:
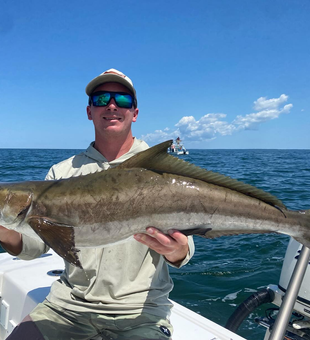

{"left": 17, "top": 138, "right": 195, "bottom": 318}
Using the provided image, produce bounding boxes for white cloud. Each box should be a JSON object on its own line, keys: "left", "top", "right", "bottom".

{"left": 253, "top": 94, "right": 288, "bottom": 111}
{"left": 141, "top": 94, "right": 293, "bottom": 143}
{"left": 141, "top": 129, "right": 176, "bottom": 142}
{"left": 175, "top": 114, "right": 235, "bottom": 141}
{"left": 233, "top": 103, "right": 292, "bottom": 130}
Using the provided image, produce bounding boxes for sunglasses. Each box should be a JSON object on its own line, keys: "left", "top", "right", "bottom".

{"left": 89, "top": 91, "right": 135, "bottom": 109}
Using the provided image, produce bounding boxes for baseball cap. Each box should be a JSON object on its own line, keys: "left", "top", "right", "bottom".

{"left": 85, "top": 68, "right": 137, "bottom": 106}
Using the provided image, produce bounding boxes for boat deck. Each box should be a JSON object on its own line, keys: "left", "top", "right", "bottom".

{"left": 0, "top": 251, "right": 246, "bottom": 339}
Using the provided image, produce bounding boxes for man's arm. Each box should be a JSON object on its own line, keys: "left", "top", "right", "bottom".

{"left": 134, "top": 227, "right": 192, "bottom": 267}
{"left": 0, "top": 225, "right": 23, "bottom": 255}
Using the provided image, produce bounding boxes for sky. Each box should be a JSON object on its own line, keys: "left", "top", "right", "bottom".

{"left": 0, "top": 0, "right": 309, "bottom": 149}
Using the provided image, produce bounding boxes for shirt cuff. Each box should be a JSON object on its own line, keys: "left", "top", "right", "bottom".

{"left": 165, "top": 236, "right": 195, "bottom": 268}
{"left": 16, "top": 234, "right": 49, "bottom": 260}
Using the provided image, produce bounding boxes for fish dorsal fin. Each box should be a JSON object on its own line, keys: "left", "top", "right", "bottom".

{"left": 117, "top": 140, "right": 174, "bottom": 169}
{"left": 118, "top": 140, "right": 286, "bottom": 209}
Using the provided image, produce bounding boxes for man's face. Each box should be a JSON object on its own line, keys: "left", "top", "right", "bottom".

{"left": 87, "top": 82, "right": 138, "bottom": 138}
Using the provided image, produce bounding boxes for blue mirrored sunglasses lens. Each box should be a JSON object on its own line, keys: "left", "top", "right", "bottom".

{"left": 115, "top": 94, "right": 133, "bottom": 108}
{"left": 92, "top": 93, "right": 111, "bottom": 106}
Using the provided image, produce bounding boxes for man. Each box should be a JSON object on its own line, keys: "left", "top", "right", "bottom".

{"left": 0, "top": 69, "right": 195, "bottom": 340}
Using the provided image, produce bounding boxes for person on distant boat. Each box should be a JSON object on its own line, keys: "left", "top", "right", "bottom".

{"left": 0, "top": 68, "right": 195, "bottom": 340}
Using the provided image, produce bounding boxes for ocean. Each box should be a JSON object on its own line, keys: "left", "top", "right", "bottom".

{"left": 1, "top": 148, "right": 310, "bottom": 339}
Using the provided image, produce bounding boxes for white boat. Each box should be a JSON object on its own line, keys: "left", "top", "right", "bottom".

{"left": 0, "top": 250, "right": 246, "bottom": 340}
{"left": 0, "top": 238, "right": 309, "bottom": 339}
{"left": 168, "top": 137, "right": 189, "bottom": 155}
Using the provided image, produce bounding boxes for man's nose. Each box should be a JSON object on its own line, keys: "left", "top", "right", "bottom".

{"left": 106, "top": 98, "right": 117, "bottom": 111}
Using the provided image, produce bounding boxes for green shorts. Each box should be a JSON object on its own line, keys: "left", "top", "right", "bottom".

{"left": 12, "top": 300, "right": 173, "bottom": 340}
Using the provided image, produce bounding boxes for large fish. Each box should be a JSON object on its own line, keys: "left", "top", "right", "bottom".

{"left": 0, "top": 140, "right": 309, "bottom": 268}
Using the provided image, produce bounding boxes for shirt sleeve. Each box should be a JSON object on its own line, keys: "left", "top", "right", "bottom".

{"left": 16, "top": 234, "right": 50, "bottom": 260}
{"left": 45, "top": 166, "right": 56, "bottom": 180}
{"left": 165, "top": 236, "right": 195, "bottom": 269}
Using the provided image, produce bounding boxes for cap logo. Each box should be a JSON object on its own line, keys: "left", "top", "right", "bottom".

{"left": 103, "top": 70, "right": 126, "bottom": 78}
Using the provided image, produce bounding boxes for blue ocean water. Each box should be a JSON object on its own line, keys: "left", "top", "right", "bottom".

{"left": 0, "top": 148, "right": 310, "bottom": 339}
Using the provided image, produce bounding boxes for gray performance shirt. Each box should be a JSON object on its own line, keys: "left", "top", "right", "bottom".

{"left": 17, "top": 138, "right": 195, "bottom": 318}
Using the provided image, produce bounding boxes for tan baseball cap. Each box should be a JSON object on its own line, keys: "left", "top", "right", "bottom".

{"left": 85, "top": 68, "right": 137, "bottom": 107}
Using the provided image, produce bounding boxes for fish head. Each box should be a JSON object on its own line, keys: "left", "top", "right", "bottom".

{"left": 0, "top": 185, "right": 32, "bottom": 227}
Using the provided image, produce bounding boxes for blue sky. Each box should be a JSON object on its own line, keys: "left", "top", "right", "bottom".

{"left": 1, "top": 0, "right": 309, "bottom": 149}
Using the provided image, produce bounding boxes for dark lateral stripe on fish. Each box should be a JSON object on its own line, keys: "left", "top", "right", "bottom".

{"left": 202, "top": 229, "right": 275, "bottom": 239}
{"left": 118, "top": 140, "right": 286, "bottom": 210}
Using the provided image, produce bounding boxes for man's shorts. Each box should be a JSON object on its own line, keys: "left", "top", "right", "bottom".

{"left": 7, "top": 300, "right": 173, "bottom": 340}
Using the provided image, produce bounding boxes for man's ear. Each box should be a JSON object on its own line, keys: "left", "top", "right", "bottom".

{"left": 132, "top": 108, "right": 139, "bottom": 122}
{"left": 87, "top": 106, "right": 92, "bottom": 121}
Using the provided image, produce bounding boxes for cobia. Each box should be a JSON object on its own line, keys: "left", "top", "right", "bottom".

{"left": 0, "top": 140, "right": 309, "bottom": 268}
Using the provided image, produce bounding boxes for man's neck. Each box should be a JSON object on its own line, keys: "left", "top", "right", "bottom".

{"left": 94, "top": 133, "right": 135, "bottom": 162}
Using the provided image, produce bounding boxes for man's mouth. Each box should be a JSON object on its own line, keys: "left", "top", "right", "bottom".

{"left": 103, "top": 116, "right": 121, "bottom": 121}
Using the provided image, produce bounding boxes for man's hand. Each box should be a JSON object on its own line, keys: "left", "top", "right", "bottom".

{"left": 134, "top": 227, "right": 189, "bottom": 266}
{"left": 0, "top": 225, "right": 22, "bottom": 255}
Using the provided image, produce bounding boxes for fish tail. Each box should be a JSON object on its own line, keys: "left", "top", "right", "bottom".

{"left": 293, "top": 209, "right": 310, "bottom": 249}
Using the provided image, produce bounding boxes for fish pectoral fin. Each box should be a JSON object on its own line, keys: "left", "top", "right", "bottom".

{"left": 181, "top": 227, "right": 212, "bottom": 237}
{"left": 28, "top": 217, "right": 82, "bottom": 269}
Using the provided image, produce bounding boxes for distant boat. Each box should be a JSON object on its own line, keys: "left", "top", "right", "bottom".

{"left": 168, "top": 137, "right": 189, "bottom": 155}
